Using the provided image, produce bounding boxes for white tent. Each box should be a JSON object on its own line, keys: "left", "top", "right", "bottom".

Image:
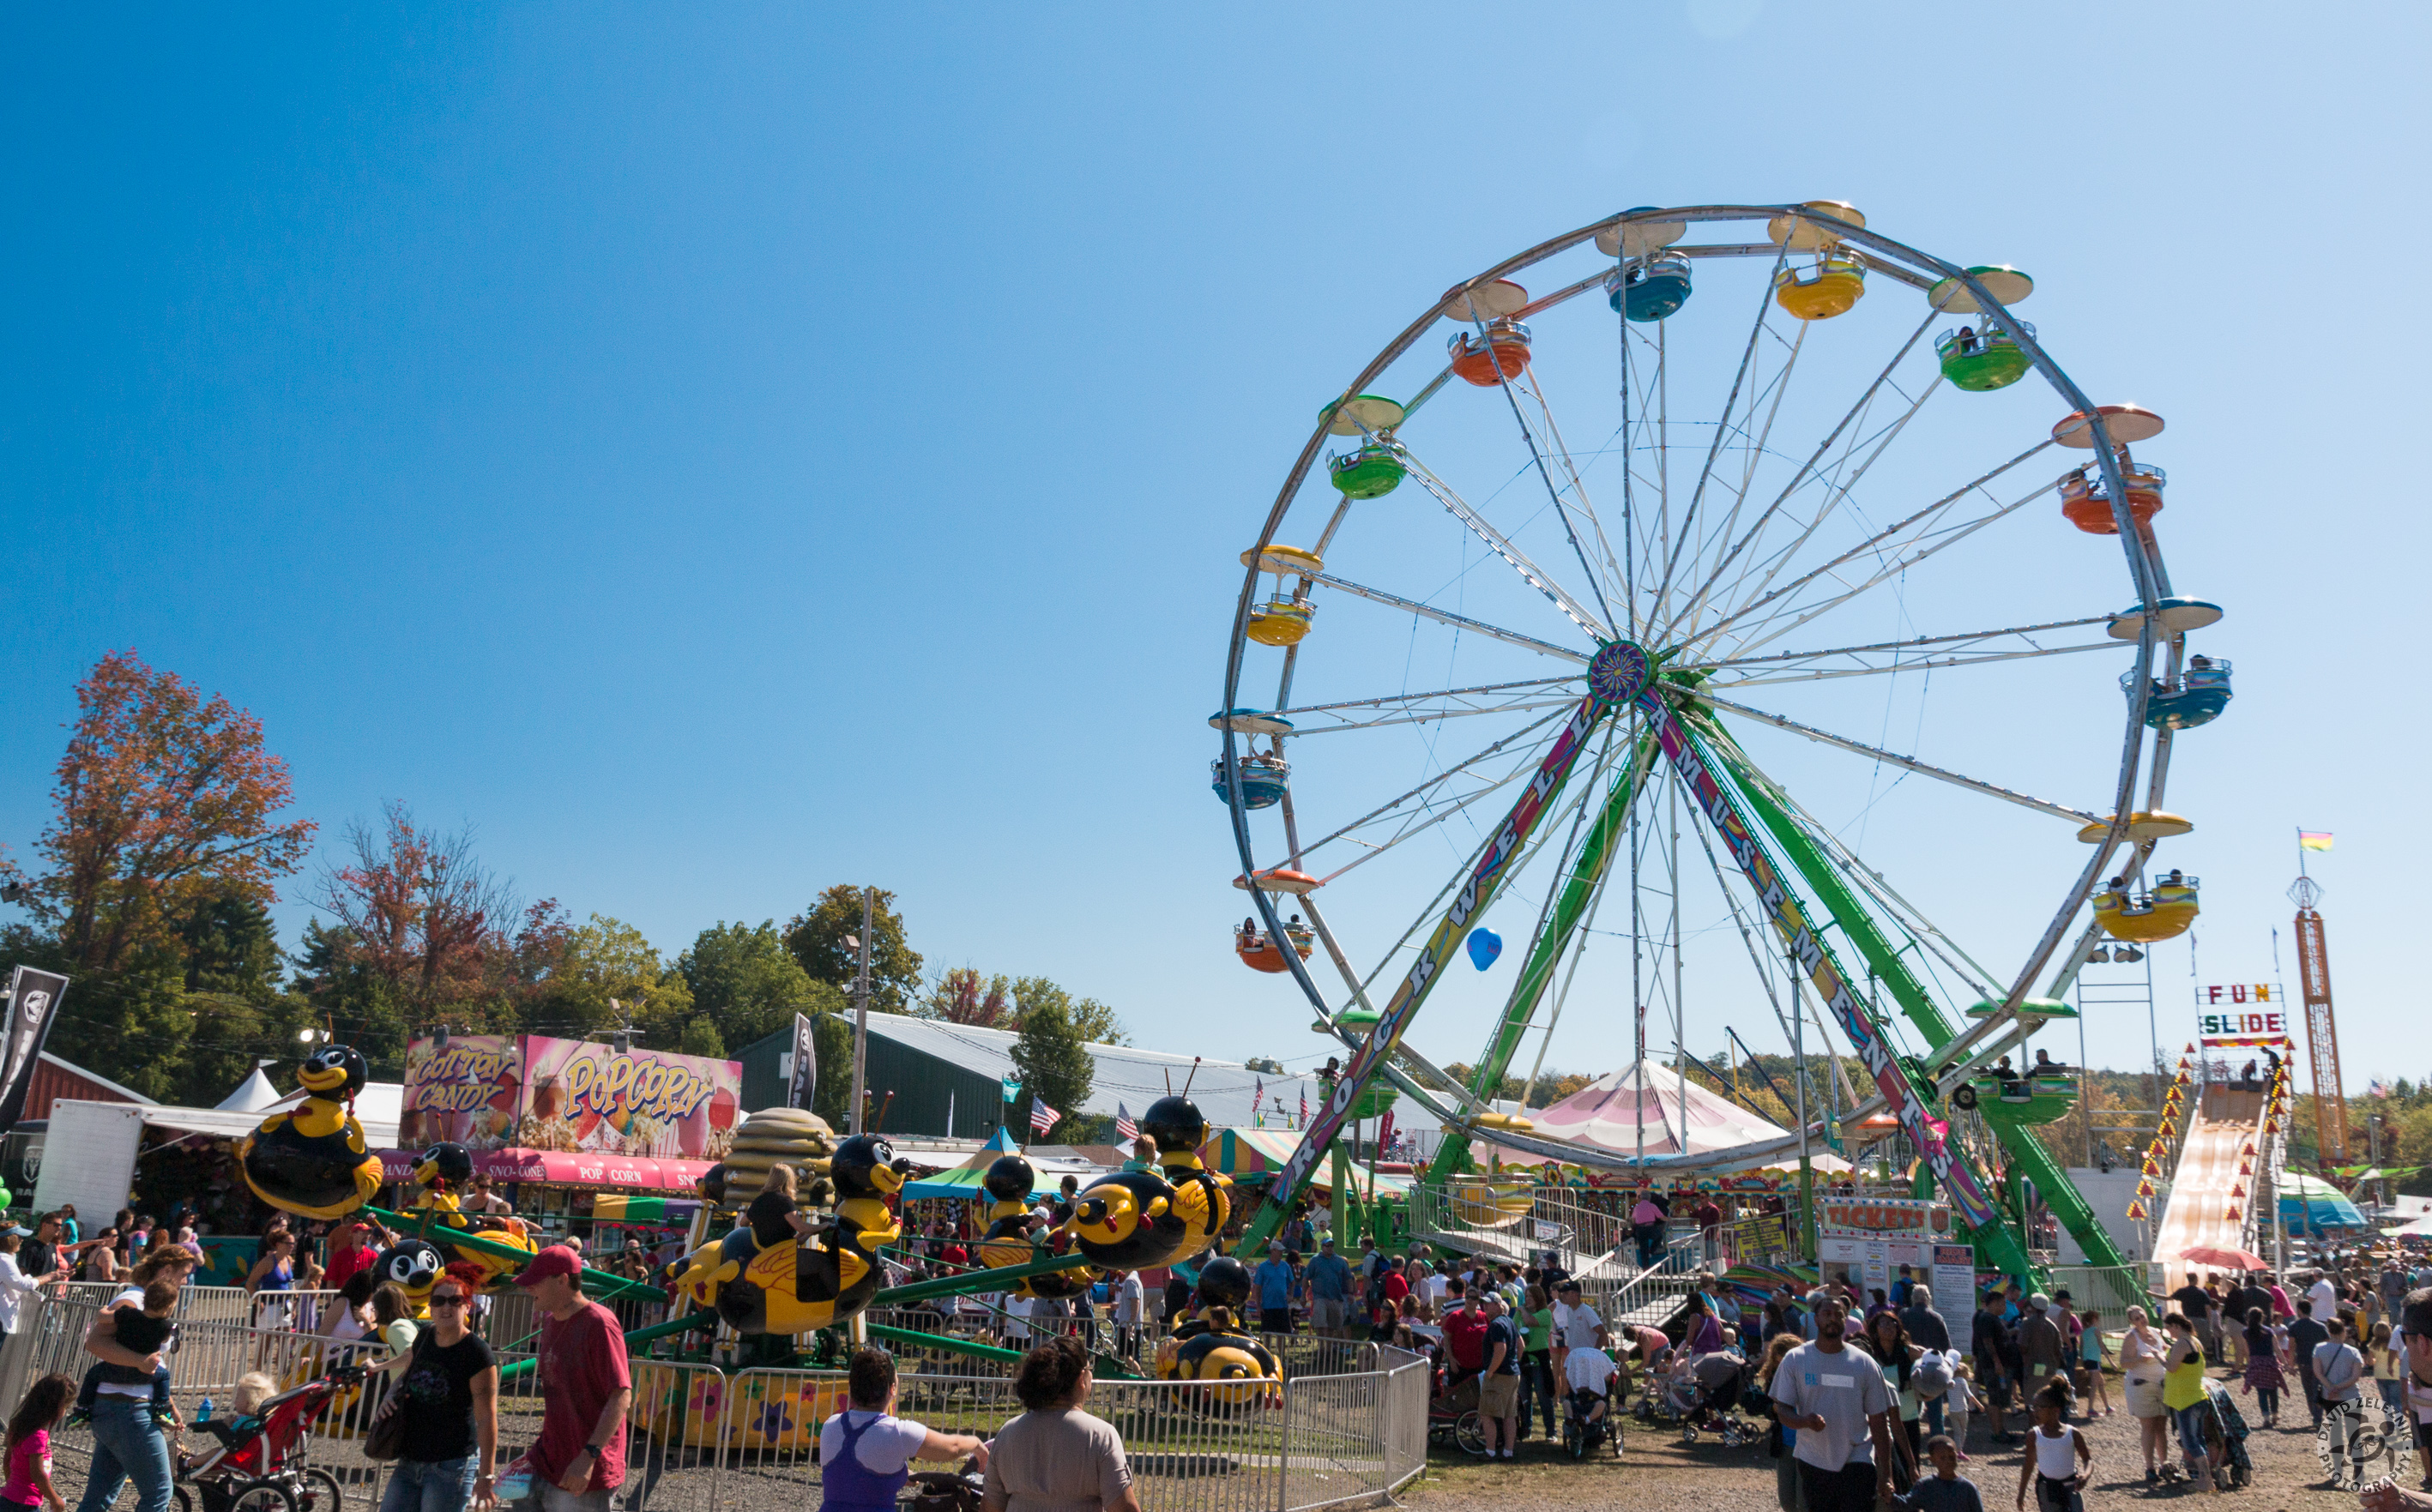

{"left": 1483, "top": 1059, "right": 1851, "bottom": 1171}
{"left": 215, "top": 1066, "right": 285, "bottom": 1112}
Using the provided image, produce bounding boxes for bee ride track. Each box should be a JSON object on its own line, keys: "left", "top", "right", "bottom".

{"left": 1213, "top": 202, "right": 2224, "bottom": 1283}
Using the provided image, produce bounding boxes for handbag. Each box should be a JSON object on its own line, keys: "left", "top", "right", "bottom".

{"left": 364, "top": 1334, "right": 420, "bottom": 1462}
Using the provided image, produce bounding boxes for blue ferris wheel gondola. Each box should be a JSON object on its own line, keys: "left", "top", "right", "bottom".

{"left": 1210, "top": 752, "right": 1289, "bottom": 810}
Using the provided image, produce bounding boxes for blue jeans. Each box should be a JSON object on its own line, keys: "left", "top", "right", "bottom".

{"left": 75, "top": 1398, "right": 172, "bottom": 1512}
{"left": 2172, "top": 1401, "right": 2212, "bottom": 1459}
{"left": 378, "top": 1456, "right": 478, "bottom": 1512}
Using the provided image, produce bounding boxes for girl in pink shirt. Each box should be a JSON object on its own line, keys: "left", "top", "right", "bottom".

{"left": 3, "top": 1374, "right": 72, "bottom": 1512}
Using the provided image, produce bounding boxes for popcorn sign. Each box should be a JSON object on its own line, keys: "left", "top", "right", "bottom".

{"left": 403, "top": 1033, "right": 739, "bottom": 1160}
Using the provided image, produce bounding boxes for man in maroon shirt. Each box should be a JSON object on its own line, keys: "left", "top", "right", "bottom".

{"left": 1439, "top": 1280, "right": 1488, "bottom": 1373}
{"left": 513, "top": 1245, "right": 631, "bottom": 1512}
{"left": 322, "top": 1220, "right": 389, "bottom": 1292}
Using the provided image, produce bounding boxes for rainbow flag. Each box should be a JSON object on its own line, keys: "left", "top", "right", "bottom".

{"left": 2299, "top": 831, "right": 2334, "bottom": 852}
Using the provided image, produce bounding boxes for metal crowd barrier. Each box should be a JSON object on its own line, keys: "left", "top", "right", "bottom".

{"left": 0, "top": 1292, "right": 1427, "bottom": 1512}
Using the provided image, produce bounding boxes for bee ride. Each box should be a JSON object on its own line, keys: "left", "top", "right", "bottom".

{"left": 1212, "top": 202, "right": 2225, "bottom": 1292}
{"left": 255, "top": 1067, "right": 1078, "bottom": 1456}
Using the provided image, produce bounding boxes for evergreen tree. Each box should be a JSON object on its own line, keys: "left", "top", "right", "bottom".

{"left": 1011, "top": 995, "right": 1093, "bottom": 1143}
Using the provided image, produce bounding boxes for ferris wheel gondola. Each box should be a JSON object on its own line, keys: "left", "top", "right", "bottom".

{"left": 1213, "top": 201, "right": 2231, "bottom": 1270}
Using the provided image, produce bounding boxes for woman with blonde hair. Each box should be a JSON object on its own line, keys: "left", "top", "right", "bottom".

{"left": 748, "top": 1165, "right": 815, "bottom": 1250}
{"left": 2119, "top": 1304, "right": 2171, "bottom": 1482}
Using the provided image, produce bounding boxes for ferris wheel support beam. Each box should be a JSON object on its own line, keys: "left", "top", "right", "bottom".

{"left": 1427, "top": 728, "right": 1658, "bottom": 1184}
{"left": 1232, "top": 690, "right": 1612, "bottom": 1256}
{"left": 1400, "top": 457, "right": 1610, "bottom": 640}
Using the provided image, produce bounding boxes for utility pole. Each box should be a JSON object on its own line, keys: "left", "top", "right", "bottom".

{"left": 848, "top": 887, "right": 874, "bottom": 1136}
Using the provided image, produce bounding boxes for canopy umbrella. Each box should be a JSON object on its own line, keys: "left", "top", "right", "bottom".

{"left": 2278, "top": 1172, "right": 2369, "bottom": 1235}
{"left": 2177, "top": 1244, "right": 2271, "bottom": 1272}
{"left": 1198, "top": 1126, "right": 1305, "bottom": 1178}
{"left": 901, "top": 1126, "right": 1047, "bottom": 1202}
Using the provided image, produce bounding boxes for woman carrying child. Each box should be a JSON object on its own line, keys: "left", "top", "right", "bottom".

{"left": 73, "top": 1244, "right": 200, "bottom": 1512}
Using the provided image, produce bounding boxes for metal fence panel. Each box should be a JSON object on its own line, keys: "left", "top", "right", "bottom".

{"left": 3, "top": 1292, "right": 1424, "bottom": 1512}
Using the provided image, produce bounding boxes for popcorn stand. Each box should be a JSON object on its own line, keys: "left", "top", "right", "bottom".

{"left": 393, "top": 1033, "right": 740, "bottom": 1250}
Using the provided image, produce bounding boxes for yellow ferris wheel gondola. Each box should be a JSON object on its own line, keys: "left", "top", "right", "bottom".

{"left": 2093, "top": 870, "right": 2200, "bottom": 943}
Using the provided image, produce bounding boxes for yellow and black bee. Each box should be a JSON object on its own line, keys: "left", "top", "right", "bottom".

{"left": 1064, "top": 1170, "right": 1190, "bottom": 1270}
{"left": 1142, "top": 1095, "right": 1231, "bottom": 1259}
{"left": 407, "top": 1142, "right": 535, "bottom": 1289}
{"left": 673, "top": 1134, "right": 907, "bottom": 1335}
{"left": 1155, "top": 1258, "right": 1277, "bottom": 1404}
{"left": 238, "top": 1047, "right": 384, "bottom": 1221}
{"left": 374, "top": 1238, "right": 449, "bottom": 1317}
{"left": 974, "top": 1154, "right": 1095, "bottom": 1299}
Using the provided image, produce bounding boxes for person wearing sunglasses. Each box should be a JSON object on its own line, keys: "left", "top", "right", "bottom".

{"left": 370, "top": 1266, "right": 498, "bottom": 1512}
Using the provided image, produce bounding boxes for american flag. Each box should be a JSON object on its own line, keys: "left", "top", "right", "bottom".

{"left": 1299, "top": 1087, "right": 1308, "bottom": 1126}
{"left": 1115, "top": 1104, "right": 1139, "bottom": 1142}
{"left": 1029, "top": 1095, "right": 1061, "bottom": 1136}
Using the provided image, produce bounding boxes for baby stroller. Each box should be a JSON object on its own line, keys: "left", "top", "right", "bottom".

{"left": 173, "top": 1364, "right": 366, "bottom": 1512}
{"left": 1635, "top": 1352, "right": 1758, "bottom": 1447}
{"left": 2190, "top": 1379, "right": 2253, "bottom": 1491}
{"left": 1561, "top": 1387, "right": 1622, "bottom": 1460}
{"left": 1424, "top": 1358, "right": 1486, "bottom": 1455}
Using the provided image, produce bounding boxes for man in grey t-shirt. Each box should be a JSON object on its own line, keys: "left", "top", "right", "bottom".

{"left": 1771, "top": 1296, "right": 1897, "bottom": 1512}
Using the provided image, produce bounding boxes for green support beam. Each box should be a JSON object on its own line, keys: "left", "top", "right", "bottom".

{"left": 872, "top": 1250, "right": 1095, "bottom": 1305}
{"left": 361, "top": 1205, "right": 667, "bottom": 1303}
{"left": 1427, "top": 732, "right": 1655, "bottom": 1183}
{"left": 1692, "top": 719, "right": 2132, "bottom": 1275}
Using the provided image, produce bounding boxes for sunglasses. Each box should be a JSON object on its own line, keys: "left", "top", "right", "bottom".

{"left": 431, "top": 1293, "right": 468, "bottom": 1307}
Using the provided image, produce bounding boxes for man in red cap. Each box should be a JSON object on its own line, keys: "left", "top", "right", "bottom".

{"left": 514, "top": 1244, "right": 631, "bottom": 1511}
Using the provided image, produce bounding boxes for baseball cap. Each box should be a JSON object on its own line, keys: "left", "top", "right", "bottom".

{"left": 513, "top": 1245, "right": 582, "bottom": 1286}
{"left": 1269, "top": 1241, "right": 1284, "bottom": 1253}
{"left": 2028, "top": 1292, "right": 2050, "bottom": 1311}
{"left": 1, "top": 1226, "right": 27, "bottom": 1238}
{"left": 1320, "top": 1236, "right": 1335, "bottom": 1247}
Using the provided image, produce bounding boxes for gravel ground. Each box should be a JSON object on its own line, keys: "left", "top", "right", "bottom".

{"left": 1403, "top": 1364, "right": 2425, "bottom": 1512}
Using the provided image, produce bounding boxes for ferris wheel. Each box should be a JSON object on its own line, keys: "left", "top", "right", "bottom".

{"left": 1215, "top": 202, "right": 2232, "bottom": 1266}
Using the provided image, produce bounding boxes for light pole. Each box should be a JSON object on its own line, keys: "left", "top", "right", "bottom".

{"left": 848, "top": 888, "right": 873, "bottom": 1136}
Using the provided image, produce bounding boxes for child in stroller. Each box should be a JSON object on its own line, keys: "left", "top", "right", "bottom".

{"left": 175, "top": 1364, "right": 364, "bottom": 1512}
{"left": 1559, "top": 1344, "right": 1623, "bottom": 1460}
{"left": 1638, "top": 1340, "right": 1756, "bottom": 1447}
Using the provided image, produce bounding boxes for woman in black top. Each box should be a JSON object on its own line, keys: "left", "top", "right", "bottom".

{"left": 747, "top": 1165, "right": 814, "bottom": 1250}
{"left": 371, "top": 1271, "right": 498, "bottom": 1512}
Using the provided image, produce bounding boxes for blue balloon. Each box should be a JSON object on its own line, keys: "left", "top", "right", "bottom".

{"left": 1466, "top": 929, "right": 1503, "bottom": 971}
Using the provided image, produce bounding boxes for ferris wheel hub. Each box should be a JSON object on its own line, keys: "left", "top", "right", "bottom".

{"left": 1587, "top": 640, "right": 1653, "bottom": 705}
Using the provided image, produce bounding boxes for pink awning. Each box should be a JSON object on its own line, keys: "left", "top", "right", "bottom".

{"left": 377, "top": 1148, "right": 713, "bottom": 1193}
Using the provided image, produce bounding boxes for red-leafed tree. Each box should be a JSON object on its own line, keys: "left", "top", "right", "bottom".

{"left": 928, "top": 967, "right": 1011, "bottom": 1027}
{"left": 311, "top": 801, "right": 516, "bottom": 1014}
{"left": 3, "top": 649, "right": 316, "bottom": 971}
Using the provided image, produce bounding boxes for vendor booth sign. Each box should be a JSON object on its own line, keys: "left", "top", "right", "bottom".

{"left": 1815, "top": 1197, "right": 1968, "bottom": 1304}
{"left": 403, "top": 1034, "right": 740, "bottom": 1161}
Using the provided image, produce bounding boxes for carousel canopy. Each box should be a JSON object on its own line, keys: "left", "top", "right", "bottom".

{"left": 1480, "top": 1059, "right": 1851, "bottom": 1172}
{"left": 2279, "top": 1171, "right": 2369, "bottom": 1234}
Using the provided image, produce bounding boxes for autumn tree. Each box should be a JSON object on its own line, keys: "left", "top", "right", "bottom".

{"left": 785, "top": 886, "right": 923, "bottom": 1015}
{"left": 311, "top": 802, "right": 511, "bottom": 1014}
{"left": 922, "top": 967, "right": 1011, "bottom": 1027}
{"left": 2, "top": 650, "right": 315, "bottom": 971}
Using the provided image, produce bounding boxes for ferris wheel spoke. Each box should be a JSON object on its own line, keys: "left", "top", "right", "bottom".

{"left": 1644, "top": 243, "right": 1795, "bottom": 634}
{"left": 1313, "top": 739, "right": 1587, "bottom": 887}
{"left": 1663, "top": 311, "right": 1939, "bottom": 644}
{"left": 1695, "top": 475, "right": 2065, "bottom": 661}
{"left": 1292, "top": 707, "right": 1572, "bottom": 864}
{"left": 1285, "top": 696, "right": 1584, "bottom": 736}
{"left": 1696, "top": 716, "right": 2006, "bottom": 1001}
{"left": 1307, "top": 571, "right": 1590, "bottom": 662}
{"left": 1689, "top": 616, "right": 2117, "bottom": 676}
{"left": 1694, "top": 688, "right": 2103, "bottom": 826}
{"left": 1687, "top": 440, "right": 2062, "bottom": 653}
{"left": 1695, "top": 370, "right": 1940, "bottom": 643}
{"left": 1704, "top": 638, "right": 2126, "bottom": 689}
{"left": 1514, "top": 367, "right": 1629, "bottom": 622}
{"left": 1403, "top": 437, "right": 1612, "bottom": 640}
{"left": 1276, "top": 674, "right": 1580, "bottom": 721}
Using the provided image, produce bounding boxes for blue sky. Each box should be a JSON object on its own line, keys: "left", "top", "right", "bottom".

{"left": 4, "top": 4, "right": 2425, "bottom": 1099}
